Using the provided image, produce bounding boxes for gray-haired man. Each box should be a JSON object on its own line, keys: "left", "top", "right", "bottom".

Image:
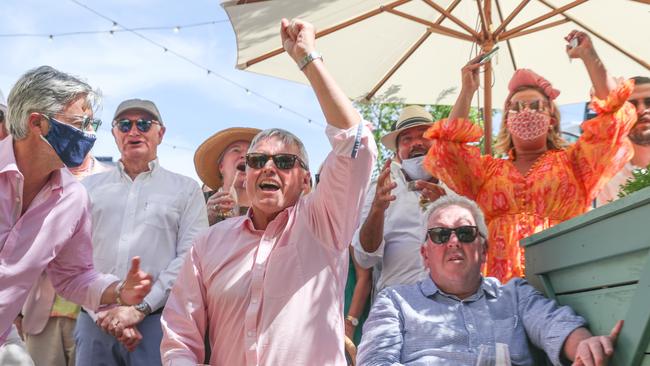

{"left": 358, "top": 195, "right": 623, "bottom": 365}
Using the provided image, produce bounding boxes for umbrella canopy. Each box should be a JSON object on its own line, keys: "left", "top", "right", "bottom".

{"left": 224, "top": 0, "right": 649, "bottom": 152}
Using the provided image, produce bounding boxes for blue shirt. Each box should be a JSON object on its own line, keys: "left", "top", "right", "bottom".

{"left": 357, "top": 276, "right": 586, "bottom": 366}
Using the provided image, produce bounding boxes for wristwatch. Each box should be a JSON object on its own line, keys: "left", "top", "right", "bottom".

{"left": 297, "top": 51, "right": 323, "bottom": 70}
{"left": 345, "top": 315, "right": 359, "bottom": 327}
{"left": 134, "top": 302, "right": 152, "bottom": 316}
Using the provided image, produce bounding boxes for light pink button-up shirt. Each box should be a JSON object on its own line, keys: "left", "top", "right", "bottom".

{"left": 0, "top": 137, "right": 119, "bottom": 344}
{"left": 161, "top": 123, "right": 376, "bottom": 366}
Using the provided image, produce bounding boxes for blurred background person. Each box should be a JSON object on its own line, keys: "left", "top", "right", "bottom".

{"left": 424, "top": 30, "right": 636, "bottom": 283}
{"left": 596, "top": 76, "right": 650, "bottom": 205}
{"left": 0, "top": 88, "right": 8, "bottom": 140}
{"left": 194, "top": 127, "right": 260, "bottom": 225}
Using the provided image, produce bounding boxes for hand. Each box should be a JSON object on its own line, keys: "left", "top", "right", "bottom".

{"left": 207, "top": 190, "right": 236, "bottom": 223}
{"left": 460, "top": 58, "right": 482, "bottom": 94}
{"left": 371, "top": 159, "right": 397, "bottom": 212}
{"left": 413, "top": 180, "right": 446, "bottom": 203}
{"left": 280, "top": 18, "right": 316, "bottom": 64}
{"left": 117, "top": 326, "right": 142, "bottom": 352}
{"left": 119, "top": 257, "right": 153, "bottom": 305}
{"left": 97, "top": 306, "right": 145, "bottom": 338}
{"left": 565, "top": 30, "right": 597, "bottom": 61}
{"left": 344, "top": 321, "right": 356, "bottom": 340}
{"left": 573, "top": 320, "right": 623, "bottom": 366}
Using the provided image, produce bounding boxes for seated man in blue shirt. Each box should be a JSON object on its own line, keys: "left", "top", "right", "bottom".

{"left": 357, "top": 195, "right": 622, "bottom": 366}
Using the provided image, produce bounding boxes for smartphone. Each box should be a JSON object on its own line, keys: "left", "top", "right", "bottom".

{"left": 569, "top": 37, "right": 579, "bottom": 49}
{"left": 475, "top": 45, "right": 500, "bottom": 65}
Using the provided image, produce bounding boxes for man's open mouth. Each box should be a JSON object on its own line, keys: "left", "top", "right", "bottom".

{"left": 259, "top": 180, "right": 280, "bottom": 191}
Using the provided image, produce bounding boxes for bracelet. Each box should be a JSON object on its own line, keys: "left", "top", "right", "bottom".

{"left": 115, "top": 280, "right": 126, "bottom": 305}
{"left": 345, "top": 315, "right": 359, "bottom": 327}
{"left": 297, "top": 51, "right": 323, "bottom": 70}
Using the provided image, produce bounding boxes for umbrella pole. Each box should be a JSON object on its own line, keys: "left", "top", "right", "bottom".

{"left": 483, "top": 60, "right": 493, "bottom": 156}
{"left": 483, "top": 0, "right": 493, "bottom": 156}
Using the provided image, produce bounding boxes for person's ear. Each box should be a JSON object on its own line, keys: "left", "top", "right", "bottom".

{"left": 28, "top": 113, "right": 47, "bottom": 135}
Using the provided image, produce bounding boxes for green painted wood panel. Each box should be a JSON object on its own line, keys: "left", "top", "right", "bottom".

{"left": 557, "top": 285, "right": 635, "bottom": 336}
{"left": 548, "top": 249, "right": 647, "bottom": 294}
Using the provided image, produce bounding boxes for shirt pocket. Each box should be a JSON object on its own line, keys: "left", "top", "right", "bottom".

{"left": 143, "top": 194, "right": 180, "bottom": 230}
{"left": 263, "top": 243, "right": 305, "bottom": 299}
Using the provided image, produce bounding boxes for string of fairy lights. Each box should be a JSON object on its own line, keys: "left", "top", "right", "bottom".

{"left": 2, "top": 1, "right": 326, "bottom": 151}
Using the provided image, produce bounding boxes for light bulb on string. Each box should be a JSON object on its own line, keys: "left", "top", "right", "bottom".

{"left": 245, "top": 89, "right": 251, "bottom": 95}
{"left": 173, "top": 26, "right": 180, "bottom": 33}
{"left": 48, "top": 35, "right": 54, "bottom": 42}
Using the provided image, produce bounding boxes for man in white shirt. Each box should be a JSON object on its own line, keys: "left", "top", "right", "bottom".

{"left": 352, "top": 106, "right": 449, "bottom": 299}
{"left": 75, "top": 99, "right": 208, "bottom": 365}
{"left": 596, "top": 76, "right": 650, "bottom": 206}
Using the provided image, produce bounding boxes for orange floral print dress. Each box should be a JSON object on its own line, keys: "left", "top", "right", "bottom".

{"left": 423, "top": 81, "right": 637, "bottom": 283}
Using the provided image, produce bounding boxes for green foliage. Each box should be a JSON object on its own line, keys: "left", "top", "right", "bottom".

{"left": 353, "top": 87, "right": 486, "bottom": 177}
{"left": 618, "top": 164, "right": 650, "bottom": 198}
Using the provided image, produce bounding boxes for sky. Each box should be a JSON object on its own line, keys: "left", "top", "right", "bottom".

{"left": 0, "top": 0, "right": 587, "bottom": 183}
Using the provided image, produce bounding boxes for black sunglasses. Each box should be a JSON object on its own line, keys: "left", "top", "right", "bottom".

{"left": 245, "top": 153, "right": 308, "bottom": 170}
{"left": 629, "top": 97, "right": 650, "bottom": 110}
{"left": 112, "top": 118, "right": 160, "bottom": 133}
{"left": 427, "top": 226, "right": 482, "bottom": 244}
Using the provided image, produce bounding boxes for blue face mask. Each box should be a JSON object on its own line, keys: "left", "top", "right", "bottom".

{"left": 41, "top": 115, "right": 96, "bottom": 168}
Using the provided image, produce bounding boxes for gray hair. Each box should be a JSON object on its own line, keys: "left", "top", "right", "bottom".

{"left": 424, "top": 195, "right": 488, "bottom": 242}
{"left": 7, "top": 65, "right": 101, "bottom": 140}
{"left": 248, "top": 128, "right": 310, "bottom": 170}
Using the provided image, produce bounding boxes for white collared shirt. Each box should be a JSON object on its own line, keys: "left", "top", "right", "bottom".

{"left": 352, "top": 161, "right": 455, "bottom": 293}
{"left": 82, "top": 158, "right": 208, "bottom": 311}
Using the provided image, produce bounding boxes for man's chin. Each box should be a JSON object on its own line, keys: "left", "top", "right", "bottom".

{"left": 629, "top": 123, "right": 650, "bottom": 146}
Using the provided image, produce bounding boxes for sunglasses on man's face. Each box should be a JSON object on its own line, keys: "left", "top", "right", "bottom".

{"left": 112, "top": 118, "right": 160, "bottom": 133}
{"left": 245, "top": 153, "right": 308, "bottom": 170}
{"left": 508, "top": 99, "right": 548, "bottom": 113}
{"left": 427, "top": 226, "right": 481, "bottom": 244}
{"left": 629, "top": 97, "right": 650, "bottom": 110}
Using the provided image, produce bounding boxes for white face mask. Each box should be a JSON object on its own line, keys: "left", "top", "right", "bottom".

{"left": 401, "top": 155, "right": 432, "bottom": 181}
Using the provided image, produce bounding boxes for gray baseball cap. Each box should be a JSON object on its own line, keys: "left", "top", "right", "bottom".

{"left": 113, "top": 98, "right": 163, "bottom": 125}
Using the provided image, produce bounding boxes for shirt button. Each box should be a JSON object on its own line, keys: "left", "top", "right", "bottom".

{"left": 251, "top": 298, "right": 258, "bottom": 304}
{"left": 247, "top": 331, "right": 254, "bottom": 337}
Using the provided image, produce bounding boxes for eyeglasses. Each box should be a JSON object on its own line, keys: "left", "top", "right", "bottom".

{"left": 0, "top": 110, "right": 4, "bottom": 123}
{"left": 427, "top": 226, "right": 482, "bottom": 244}
{"left": 245, "top": 153, "right": 308, "bottom": 170}
{"left": 628, "top": 97, "right": 650, "bottom": 110}
{"left": 507, "top": 99, "right": 548, "bottom": 113}
{"left": 46, "top": 113, "right": 102, "bottom": 132}
{"left": 112, "top": 118, "right": 161, "bottom": 133}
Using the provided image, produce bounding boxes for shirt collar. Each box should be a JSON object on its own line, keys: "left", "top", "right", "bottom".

{"left": 0, "top": 136, "right": 63, "bottom": 192}
{"left": 0, "top": 136, "right": 19, "bottom": 175}
{"left": 419, "top": 276, "right": 497, "bottom": 301}
{"left": 117, "top": 157, "right": 160, "bottom": 179}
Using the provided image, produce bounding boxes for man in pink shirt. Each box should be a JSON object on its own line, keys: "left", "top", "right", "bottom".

{"left": 0, "top": 65, "right": 152, "bottom": 348}
{"left": 160, "top": 18, "right": 376, "bottom": 366}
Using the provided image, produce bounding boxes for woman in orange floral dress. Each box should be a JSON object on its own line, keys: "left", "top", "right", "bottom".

{"left": 423, "top": 30, "right": 637, "bottom": 283}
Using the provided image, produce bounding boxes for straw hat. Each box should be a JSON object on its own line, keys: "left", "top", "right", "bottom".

{"left": 194, "top": 127, "right": 260, "bottom": 190}
{"left": 380, "top": 105, "right": 434, "bottom": 151}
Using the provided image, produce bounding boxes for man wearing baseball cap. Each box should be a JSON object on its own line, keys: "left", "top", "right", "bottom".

{"left": 194, "top": 127, "right": 260, "bottom": 225}
{"left": 351, "top": 106, "right": 451, "bottom": 305}
{"left": 75, "top": 99, "right": 208, "bottom": 365}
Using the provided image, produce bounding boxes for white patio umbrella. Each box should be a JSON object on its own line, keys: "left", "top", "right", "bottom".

{"left": 223, "top": 0, "right": 649, "bottom": 153}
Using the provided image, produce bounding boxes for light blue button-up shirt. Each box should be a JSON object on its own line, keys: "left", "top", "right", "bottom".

{"left": 357, "top": 276, "right": 586, "bottom": 366}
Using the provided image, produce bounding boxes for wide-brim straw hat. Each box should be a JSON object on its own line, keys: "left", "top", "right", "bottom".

{"left": 380, "top": 105, "right": 434, "bottom": 151}
{"left": 194, "top": 127, "right": 260, "bottom": 190}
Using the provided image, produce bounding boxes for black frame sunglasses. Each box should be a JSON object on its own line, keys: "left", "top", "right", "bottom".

{"left": 427, "top": 226, "right": 482, "bottom": 244}
{"left": 112, "top": 118, "right": 160, "bottom": 133}
{"left": 629, "top": 97, "right": 650, "bottom": 110}
{"left": 245, "top": 153, "right": 308, "bottom": 170}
